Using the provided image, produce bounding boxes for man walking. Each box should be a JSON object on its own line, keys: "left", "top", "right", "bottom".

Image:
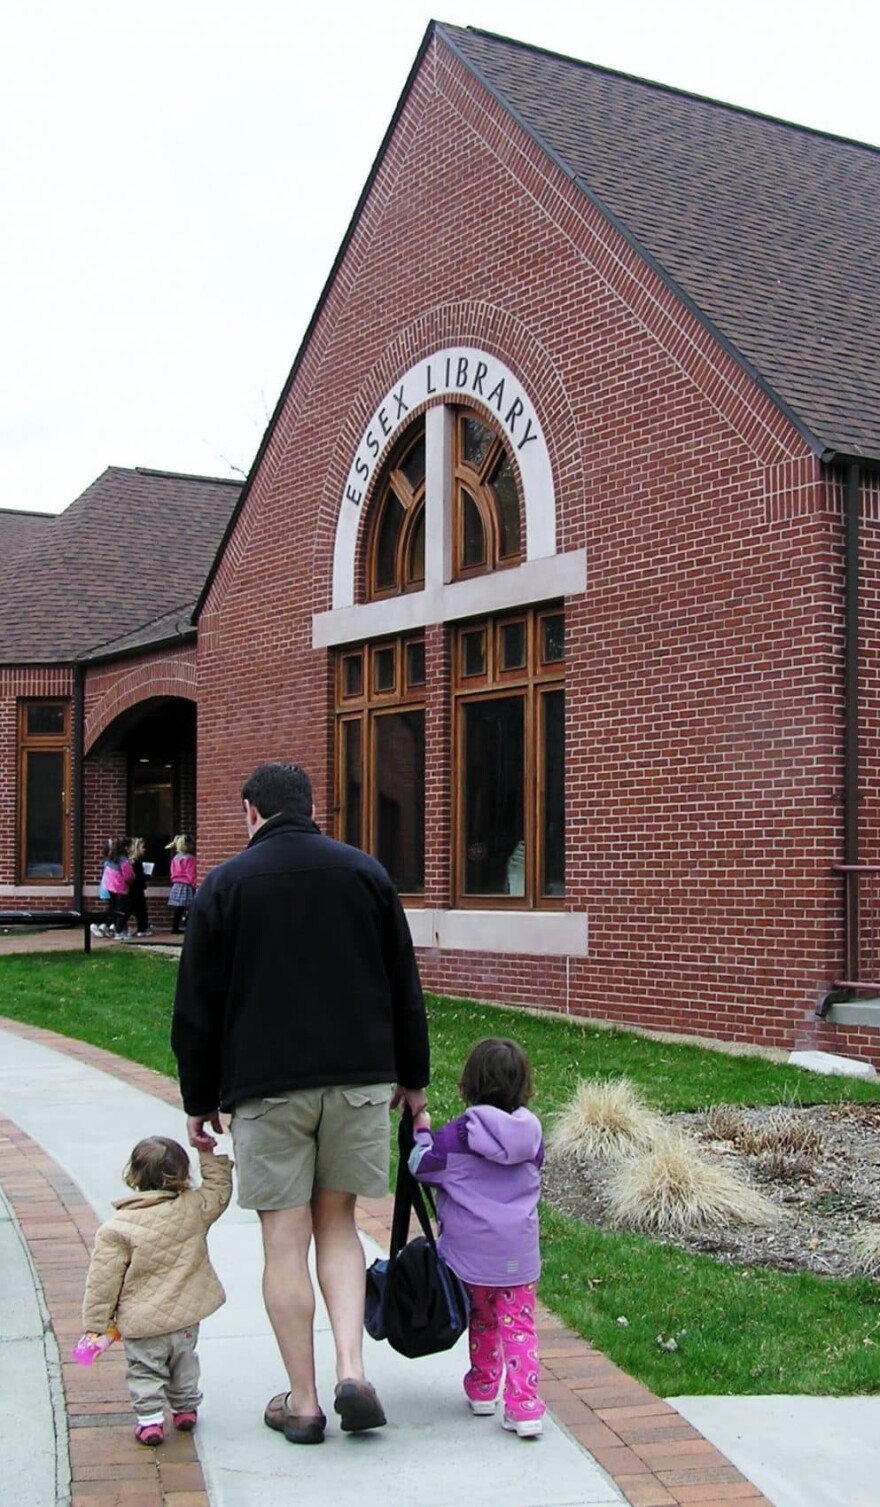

{"left": 171, "top": 762, "right": 429, "bottom": 1444}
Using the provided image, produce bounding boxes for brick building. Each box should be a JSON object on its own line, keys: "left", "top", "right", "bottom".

{"left": 5, "top": 23, "right": 880, "bottom": 1061}
{"left": 0, "top": 468, "right": 240, "bottom": 925}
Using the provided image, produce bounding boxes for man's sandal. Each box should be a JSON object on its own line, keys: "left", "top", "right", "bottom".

{"left": 264, "top": 1391, "right": 326, "bottom": 1445}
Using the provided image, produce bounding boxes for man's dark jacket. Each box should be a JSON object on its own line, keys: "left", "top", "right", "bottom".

{"left": 171, "top": 813, "right": 430, "bottom": 1115}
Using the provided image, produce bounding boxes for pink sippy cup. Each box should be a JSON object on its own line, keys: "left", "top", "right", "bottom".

{"left": 72, "top": 1326, "right": 121, "bottom": 1365}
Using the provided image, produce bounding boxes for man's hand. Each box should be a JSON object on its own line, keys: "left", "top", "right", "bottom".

{"left": 186, "top": 1112, "right": 223, "bottom": 1150}
{"left": 391, "top": 1085, "right": 428, "bottom": 1118}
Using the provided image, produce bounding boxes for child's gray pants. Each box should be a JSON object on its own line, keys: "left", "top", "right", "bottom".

{"left": 123, "top": 1322, "right": 202, "bottom": 1420}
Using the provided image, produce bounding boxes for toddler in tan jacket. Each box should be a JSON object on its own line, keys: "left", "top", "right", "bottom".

{"left": 82, "top": 1135, "right": 232, "bottom": 1446}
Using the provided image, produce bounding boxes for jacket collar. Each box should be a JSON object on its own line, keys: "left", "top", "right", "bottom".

{"left": 248, "top": 811, "right": 320, "bottom": 847}
{"left": 112, "top": 1189, "right": 179, "bottom": 1210}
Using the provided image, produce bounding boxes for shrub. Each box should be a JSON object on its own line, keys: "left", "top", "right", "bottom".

{"left": 548, "top": 1077, "right": 662, "bottom": 1162}
{"left": 851, "top": 1225, "right": 880, "bottom": 1276}
{"left": 606, "top": 1127, "right": 779, "bottom": 1235}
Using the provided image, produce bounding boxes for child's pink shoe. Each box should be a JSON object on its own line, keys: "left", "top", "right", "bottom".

{"left": 173, "top": 1410, "right": 198, "bottom": 1431}
{"left": 135, "top": 1422, "right": 164, "bottom": 1446}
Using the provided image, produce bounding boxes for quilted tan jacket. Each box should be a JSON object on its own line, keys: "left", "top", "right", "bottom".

{"left": 82, "top": 1152, "right": 232, "bottom": 1340}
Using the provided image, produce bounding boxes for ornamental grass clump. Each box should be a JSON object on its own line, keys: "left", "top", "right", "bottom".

{"left": 852, "top": 1225, "right": 880, "bottom": 1277}
{"left": 606, "top": 1126, "right": 779, "bottom": 1235}
{"left": 548, "top": 1077, "right": 663, "bottom": 1162}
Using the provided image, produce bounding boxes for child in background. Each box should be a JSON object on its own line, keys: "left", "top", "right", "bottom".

{"left": 409, "top": 1037, "right": 546, "bottom": 1439}
{"left": 166, "top": 834, "right": 197, "bottom": 934}
{"left": 81, "top": 1135, "right": 232, "bottom": 1446}
{"left": 122, "top": 836, "right": 153, "bottom": 938}
{"left": 91, "top": 837, "right": 131, "bottom": 938}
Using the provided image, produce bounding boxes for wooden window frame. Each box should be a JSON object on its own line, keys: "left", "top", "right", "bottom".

{"left": 334, "top": 634, "right": 426, "bottom": 900}
{"left": 17, "top": 699, "right": 72, "bottom": 884}
{"left": 452, "top": 409, "right": 523, "bottom": 581}
{"left": 366, "top": 425, "right": 426, "bottom": 599}
{"left": 452, "top": 607, "right": 564, "bottom": 910}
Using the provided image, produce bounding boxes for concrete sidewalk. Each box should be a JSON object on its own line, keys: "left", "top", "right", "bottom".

{"left": 1, "top": 1014, "right": 876, "bottom": 1506}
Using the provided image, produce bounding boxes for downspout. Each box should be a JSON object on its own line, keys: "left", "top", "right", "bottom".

{"left": 72, "top": 660, "right": 85, "bottom": 918}
{"left": 844, "top": 461, "right": 861, "bottom": 980}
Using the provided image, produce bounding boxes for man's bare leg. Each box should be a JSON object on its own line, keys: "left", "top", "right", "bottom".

{"left": 259, "top": 1205, "right": 322, "bottom": 1416}
{"left": 311, "top": 1188, "right": 368, "bottom": 1382}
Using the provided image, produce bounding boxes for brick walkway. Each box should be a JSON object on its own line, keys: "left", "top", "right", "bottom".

{"left": 0, "top": 1014, "right": 772, "bottom": 1507}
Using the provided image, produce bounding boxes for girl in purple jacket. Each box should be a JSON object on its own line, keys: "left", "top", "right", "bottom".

{"left": 409, "top": 1037, "right": 545, "bottom": 1438}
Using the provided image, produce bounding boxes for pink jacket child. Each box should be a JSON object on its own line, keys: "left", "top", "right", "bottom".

{"left": 167, "top": 835, "right": 197, "bottom": 935}
{"left": 92, "top": 841, "right": 133, "bottom": 938}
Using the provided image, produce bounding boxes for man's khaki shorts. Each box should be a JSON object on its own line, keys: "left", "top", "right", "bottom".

{"left": 230, "top": 1084, "right": 392, "bottom": 1211}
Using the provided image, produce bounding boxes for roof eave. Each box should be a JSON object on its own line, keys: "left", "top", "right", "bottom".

{"left": 79, "top": 627, "right": 197, "bottom": 668}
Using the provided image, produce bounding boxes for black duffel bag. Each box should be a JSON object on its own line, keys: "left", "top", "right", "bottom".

{"left": 365, "top": 1110, "right": 469, "bottom": 1359}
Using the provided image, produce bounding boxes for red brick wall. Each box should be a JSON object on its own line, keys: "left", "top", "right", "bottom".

{"left": 192, "top": 37, "right": 880, "bottom": 1064}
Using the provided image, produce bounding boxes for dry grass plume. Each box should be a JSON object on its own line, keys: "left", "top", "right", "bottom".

{"left": 548, "top": 1077, "right": 663, "bottom": 1162}
{"left": 606, "top": 1126, "right": 779, "bottom": 1235}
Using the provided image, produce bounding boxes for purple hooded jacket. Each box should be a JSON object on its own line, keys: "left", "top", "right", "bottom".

{"left": 408, "top": 1104, "right": 544, "bottom": 1287}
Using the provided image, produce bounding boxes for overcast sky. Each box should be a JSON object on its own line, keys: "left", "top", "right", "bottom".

{"left": 3, "top": 0, "right": 877, "bottom": 514}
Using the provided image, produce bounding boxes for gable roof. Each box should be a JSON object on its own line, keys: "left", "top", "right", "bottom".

{"left": 439, "top": 23, "right": 880, "bottom": 463}
{"left": 0, "top": 467, "right": 241, "bottom": 665}
{"left": 0, "top": 507, "right": 56, "bottom": 562}
{"left": 197, "top": 21, "right": 880, "bottom": 614}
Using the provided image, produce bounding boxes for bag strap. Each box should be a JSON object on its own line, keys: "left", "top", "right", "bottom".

{"left": 390, "top": 1108, "right": 439, "bottom": 1255}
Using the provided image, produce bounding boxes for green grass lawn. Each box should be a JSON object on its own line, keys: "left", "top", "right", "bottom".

{"left": 2, "top": 950, "right": 879, "bottom": 1396}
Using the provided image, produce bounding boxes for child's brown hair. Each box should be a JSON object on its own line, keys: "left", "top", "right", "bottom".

{"left": 123, "top": 1136, "right": 192, "bottom": 1194}
{"left": 459, "top": 1037, "right": 533, "bottom": 1114}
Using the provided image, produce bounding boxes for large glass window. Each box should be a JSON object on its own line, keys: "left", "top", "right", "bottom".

{"left": 340, "top": 405, "right": 563, "bottom": 908}
{"left": 455, "top": 608, "right": 564, "bottom": 906}
{"left": 18, "top": 700, "right": 70, "bottom": 881}
{"left": 336, "top": 635, "right": 425, "bottom": 895}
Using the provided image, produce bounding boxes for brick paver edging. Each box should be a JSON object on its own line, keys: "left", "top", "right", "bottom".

{"left": 0, "top": 1017, "right": 772, "bottom": 1507}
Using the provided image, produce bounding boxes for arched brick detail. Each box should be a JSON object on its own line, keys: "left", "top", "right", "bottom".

{"left": 85, "top": 658, "right": 198, "bottom": 753}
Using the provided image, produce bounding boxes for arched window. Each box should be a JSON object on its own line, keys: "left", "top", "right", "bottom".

{"left": 367, "top": 424, "right": 425, "bottom": 597}
{"left": 336, "top": 404, "right": 563, "bottom": 909}
{"left": 454, "top": 410, "right": 522, "bottom": 577}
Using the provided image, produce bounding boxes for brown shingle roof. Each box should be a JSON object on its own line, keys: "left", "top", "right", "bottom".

{"left": 439, "top": 24, "right": 880, "bottom": 462}
{"left": 0, "top": 467, "right": 241, "bottom": 664}
{"left": 0, "top": 507, "right": 56, "bottom": 562}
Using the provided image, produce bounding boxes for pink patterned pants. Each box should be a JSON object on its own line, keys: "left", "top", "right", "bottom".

{"left": 463, "top": 1281, "right": 545, "bottom": 1422}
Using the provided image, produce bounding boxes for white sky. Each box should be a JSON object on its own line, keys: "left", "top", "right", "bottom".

{"left": 3, "top": 0, "right": 877, "bottom": 514}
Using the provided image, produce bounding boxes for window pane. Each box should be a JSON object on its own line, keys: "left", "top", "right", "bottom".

{"left": 461, "top": 490, "right": 486, "bottom": 569}
{"left": 25, "top": 750, "right": 64, "bottom": 878}
{"left": 375, "top": 711, "right": 425, "bottom": 893}
{"left": 462, "top": 416, "right": 493, "bottom": 468}
{"left": 373, "top": 646, "right": 395, "bottom": 693}
{"left": 542, "top": 614, "right": 564, "bottom": 663}
{"left": 401, "top": 434, "right": 426, "bottom": 490}
{"left": 407, "top": 505, "right": 425, "bottom": 585}
{"left": 342, "top": 654, "right": 363, "bottom": 698}
{"left": 500, "top": 621, "right": 526, "bottom": 671}
{"left": 462, "top": 697, "right": 524, "bottom": 896}
{"left": 461, "top": 628, "right": 486, "bottom": 678}
{"left": 375, "top": 491, "right": 405, "bottom": 590}
{"left": 542, "top": 690, "right": 565, "bottom": 896}
{"left": 406, "top": 640, "right": 425, "bottom": 687}
{"left": 491, "top": 453, "right": 521, "bottom": 559}
{"left": 342, "top": 720, "right": 362, "bottom": 847}
{"left": 27, "top": 704, "right": 65, "bottom": 736}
